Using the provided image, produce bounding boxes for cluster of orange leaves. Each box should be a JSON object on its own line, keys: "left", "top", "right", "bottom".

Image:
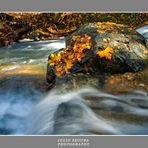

{"left": 48, "top": 34, "right": 92, "bottom": 76}
{"left": 96, "top": 22, "right": 115, "bottom": 60}
{"left": 97, "top": 47, "right": 113, "bottom": 60}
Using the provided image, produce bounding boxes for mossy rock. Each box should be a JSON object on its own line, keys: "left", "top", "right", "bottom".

{"left": 47, "top": 22, "right": 148, "bottom": 87}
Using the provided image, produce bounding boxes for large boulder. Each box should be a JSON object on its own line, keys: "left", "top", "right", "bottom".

{"left": 47, "top": 22, "right": 148, "bottom": 88}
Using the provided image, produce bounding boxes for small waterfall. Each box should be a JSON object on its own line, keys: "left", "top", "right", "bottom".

{"left": 26, "top": 88, "right": 120, "bottom": 135}
{"left": 26, "top": 87, "right": 148, "bottom": 135}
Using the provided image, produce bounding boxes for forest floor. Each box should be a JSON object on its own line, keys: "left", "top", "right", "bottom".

{"left": 0, "top": 13, "right": 148, "bottom": 47}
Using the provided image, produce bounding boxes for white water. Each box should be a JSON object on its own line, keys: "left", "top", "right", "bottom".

{"left": 0, "top": 39, "right": 66, "bottom": 134}
{"left": 26, "top": 88, "right": 120, "bottom": 135}
{"left": 25, "top": 87, "right": 148, "bottom": 135}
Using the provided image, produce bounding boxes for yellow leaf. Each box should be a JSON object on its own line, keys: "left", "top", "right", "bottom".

{"left": 50, "top": 54, "right": 55, "bottom": 58}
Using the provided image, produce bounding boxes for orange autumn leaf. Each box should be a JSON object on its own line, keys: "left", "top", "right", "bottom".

{"left": 105, "top": 54, "right": 112, "bottom": 60}
{"left": 55, "top": 65, "right": 66, "bottom": 76}
{"left": 76, "top": 52, "right": 85, "bottom": 61}
{"left": 97, "top": 51, "right": 104, "bottom": 58}
{"left": 55, "top": 65, "right": 63, "bottom": 72}
{"left": 65, "top": 60, "right": 73, "bottom": 69}
{"left": 97, "top": 47, "right": 113, "bottom": 60}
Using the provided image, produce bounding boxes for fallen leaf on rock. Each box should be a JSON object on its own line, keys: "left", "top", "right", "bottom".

{"left": 48, "top": 34, "right": 92, "bottom": 76}
{"left": 97, "top": 47, "right": 113, "bottom": 60}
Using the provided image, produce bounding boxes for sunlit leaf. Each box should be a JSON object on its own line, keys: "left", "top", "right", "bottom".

{"left": 97, "top": 47, "right": 113, "bottom": 60}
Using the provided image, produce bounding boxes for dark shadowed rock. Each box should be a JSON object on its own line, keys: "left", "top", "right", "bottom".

{"left": 47, "top": 22, "right": 148, "bottom": 88}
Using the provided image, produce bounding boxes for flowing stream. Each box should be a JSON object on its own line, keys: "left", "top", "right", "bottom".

{"left": 0, "top": 39, "right": 148, "bottom": 135}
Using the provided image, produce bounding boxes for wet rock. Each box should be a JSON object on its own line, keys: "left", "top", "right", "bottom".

{"left": 103, "top": 67, "right": 148, "bottom": 94}
{"left": 47, "top": 22, "right": 148, "bottom": 88}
